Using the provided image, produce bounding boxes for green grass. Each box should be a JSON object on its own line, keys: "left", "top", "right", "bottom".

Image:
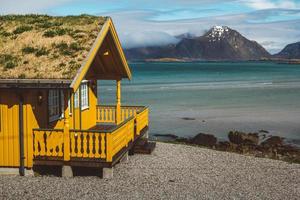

{"left": 22, "top": 46, "right": 36, "bottom": 54}
{"left": 13, "top": 25, "right": 33, "bottom": 34}
{"left": 35, "top": 47, "right": 49, "bottom": 57}
{"left": 0, "top": 54, "right": 19, "bottom": 70}
{"left": 53, "top": 42, "right": 83, "bottom": 56}
{"left": 43, "top": 28, "right": 71, "bottom": 37}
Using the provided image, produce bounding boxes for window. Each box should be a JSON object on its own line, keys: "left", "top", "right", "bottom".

{"left": 48, "top": 90, "right": 61, "bottom": 122}
{"left": 74, "top": 89, "right": 79, "bottom": 108}
{"left": 81, "top": 81, "right": 89, "bottom": 110}
{"left": 73, "top": 81, "right": 89, "bottom": 110}
{"left": 68, "top": 97, "right": 72, "bottom": 115}
{"left": 60, "top": 90, "right": 64, "bottom": 118}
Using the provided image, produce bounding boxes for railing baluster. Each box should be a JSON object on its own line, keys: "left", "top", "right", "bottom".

{"left": 95, "top": 134, "right": 100, "bottom": 158}
{"left": 88, "top": 132, "right": 94, "bottom": 158}
{"left": 110, "top": 109, "right": 112, "bottom": 121}
{"left": 100, "top": 134, "right": 106, "bottom": 158}
{"left": 58, "top": 143, "right": 63, "bottom": 157}
{"left": 83, "top": 132, "right": 88, "bottom": 157}
{"left": 52, "top": 131, "right": 58, "bottom": 157}
{"left": 70, "top": 132, "right": 76, "bottom": 157}
{"left": 34, "top": 131, "right": 39, "bottom": 156}
{"left": 40, "top": 131, "right": 46, "bottom": 156}
{"left": 77, "top": 132, "right": 82, "bottom": 157}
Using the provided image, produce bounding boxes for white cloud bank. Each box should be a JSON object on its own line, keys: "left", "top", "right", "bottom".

{"left": 108, "top": 9, "right": 300, "bottom": 53}
{"left": 242, "top": 0, "right": 299, "bottom": 10}
{"left": 120, "top": 31, "right": 179, "bottom": 49}
{"left": 0, "top": 0, "right": 299, "bottom": 53}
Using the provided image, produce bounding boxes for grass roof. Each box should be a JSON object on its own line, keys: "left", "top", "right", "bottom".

{"left": 0, "top": 14, "right": 107, "bottom": 79}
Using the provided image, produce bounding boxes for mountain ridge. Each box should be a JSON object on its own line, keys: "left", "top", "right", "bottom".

{"left": 124, "top": 26, "right": 271, "bottom": 61}
{"left": 274, "top": 42, "right": 300, "bottom": 59}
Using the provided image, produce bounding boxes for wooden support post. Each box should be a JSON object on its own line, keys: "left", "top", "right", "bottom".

{"left": 63, "top": 90, "right": 70, "bottom": 161}
{"left": 79, "top": 85, "right": 82, "bottom": 129}
{"left": 115, "top": 79, "right": 121, "bottom": 125}
{"left": 106, "top": 134, "right": 113, "bottom": 162}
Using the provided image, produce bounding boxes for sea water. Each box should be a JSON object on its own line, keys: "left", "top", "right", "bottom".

{"left": 98, "top": 62, "right": 300, "bottom": 144}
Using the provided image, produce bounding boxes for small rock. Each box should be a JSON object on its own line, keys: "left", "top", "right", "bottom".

{"left": 228, "top": 131, "right": 259, "bottom": 145}
{"left": 261, "top": 136, "right": 284, "bottom": 147}
{"left": 175, "top": 137, "right": 190, "bottom": 143}
{"left": 259, "top": 130, "right": 269, "bottom": 134}
{"left": 153, "top": 134, "right": 178, "bottom": 139}
{"left": 181, "top": 117, "right": 196, "bottom": 120}
{"left": 190, "top": 133, "right": 217, "bottom": 147}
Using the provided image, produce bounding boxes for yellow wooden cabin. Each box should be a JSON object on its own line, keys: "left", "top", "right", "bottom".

{"left": 0, "top": 15, "right": 152, "bottom": 177}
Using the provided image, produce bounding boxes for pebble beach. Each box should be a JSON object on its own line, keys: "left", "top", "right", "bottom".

{"left": 1, "top": 142, "right": 299, "bottom": 199}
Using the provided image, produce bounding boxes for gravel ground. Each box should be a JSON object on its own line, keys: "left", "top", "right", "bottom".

{"left": 1, "top": 142, "right": 299, "bottom": 200}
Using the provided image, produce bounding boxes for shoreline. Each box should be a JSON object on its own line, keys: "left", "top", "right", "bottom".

{"left": 149, "top": 106, "right": 300, "bottom": 146}
{"left": 128, "top": 59, "right": 300, "bottom": 64}
{"left": 152, "top": 130, "right": 300, "bottom": 164}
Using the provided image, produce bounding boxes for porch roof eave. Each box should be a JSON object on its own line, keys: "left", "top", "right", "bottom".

{"left": 0, "top": 79, "right": 72, "bottom": 89}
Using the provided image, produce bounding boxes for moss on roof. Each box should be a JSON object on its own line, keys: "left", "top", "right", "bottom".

{"left": 0, "top": 14, "right": 107, "bottom": 79}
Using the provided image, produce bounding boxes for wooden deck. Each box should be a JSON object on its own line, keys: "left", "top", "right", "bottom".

{"left": 33, "top": 106, "right": 150, "bottom": 168}
{"left": 89, "top": 124, "right": 116, "bottom": 131}
{"left": 33, "top": 126, "right": 149, "bottom": 168}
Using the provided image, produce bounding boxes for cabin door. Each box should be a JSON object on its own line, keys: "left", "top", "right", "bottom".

{"left": 0, "top": 91, "right": 20, "bottom": 167}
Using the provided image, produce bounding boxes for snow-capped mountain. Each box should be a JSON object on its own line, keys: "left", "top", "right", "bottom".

{"left": 124, "top": 26, "right": 271, "bottom": 61}
{"left": 206, "top": 26, "right": 230, "bottom": 42}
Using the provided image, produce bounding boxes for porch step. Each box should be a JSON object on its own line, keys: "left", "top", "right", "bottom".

{"left": 132, "top": 139, "right": 156, "bottom": 155}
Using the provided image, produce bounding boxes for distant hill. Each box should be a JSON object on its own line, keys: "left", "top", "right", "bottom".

{"left": 274, "top": 42, "right": 300, "bottom": 59}
{"left": 124, "top": 26, "right": 271, "bottom": 61}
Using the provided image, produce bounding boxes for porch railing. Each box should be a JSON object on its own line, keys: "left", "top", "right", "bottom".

{"left": 33, "top": 129, "right": 64, "bottom": 158}
{"left": 96, "top": 105, "right": 144, "bottom": 123}
{"left": 33, "top": 106, "right": 149, "bottom": 162}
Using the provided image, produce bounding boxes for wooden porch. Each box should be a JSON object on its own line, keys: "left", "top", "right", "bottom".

{"left": 32, "top": 105, "right": 150, "bottom": 168}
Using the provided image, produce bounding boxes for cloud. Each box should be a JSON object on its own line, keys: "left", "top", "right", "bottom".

{"left": 242, "top": 0, "right": 299, "bottom": 10}
{"left": 0, "top": 0, "right": 299, "bottom": 53}
{"left": 107, "top": 8, "right": 300, "bottom": 53}
{"left": 120, "top": 31, "right": 179, "bottom": 49}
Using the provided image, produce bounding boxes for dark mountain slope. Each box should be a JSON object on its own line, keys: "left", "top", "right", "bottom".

{"left": 125, "top": 26, "right": 271, "bottom": 61}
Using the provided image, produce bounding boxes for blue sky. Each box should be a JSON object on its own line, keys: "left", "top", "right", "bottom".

{"left": 1, "top": 0, "right": 300, "bottom": 53}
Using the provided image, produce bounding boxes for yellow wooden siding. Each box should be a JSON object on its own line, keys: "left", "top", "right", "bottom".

{"left": 23, "top": 101, "right": 33, "bottom": 167}
{"left": 1, "top": 84, "right": 149, "bottom": 168}
{"left": 0, "top": 90, "right": 19, "bottom": 167}
{"left": 80, "top": 84, "right": 97, "bottom": 129}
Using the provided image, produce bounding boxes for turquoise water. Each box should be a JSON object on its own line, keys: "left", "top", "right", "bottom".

{"left": 98, "top": 62, "right": 300, "bottom": 144}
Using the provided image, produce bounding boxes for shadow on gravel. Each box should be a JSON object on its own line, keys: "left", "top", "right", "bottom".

{"left": 33, "top": 166, "right": 102, "bottom": 177}
{"left": 72, "top": 167, "right": 102, "bottom": 177}
{"left": 33, "top": 166, "right": 61, "bottom": 177}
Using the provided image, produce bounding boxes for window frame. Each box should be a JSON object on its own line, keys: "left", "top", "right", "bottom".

{"left": 74, "top": 89, "right": 79, "bottom": 109}
{"left": 68, "top": 96, "right": 72, "bottom": 116}
{"left": 73, "top": 81, "right": 89, "bottom": 111}
{"left": 80, "top": 81, "right": 89, "bottom": 110}
{"left": 48, "top": 89, "right": 61, "bottom": 122}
